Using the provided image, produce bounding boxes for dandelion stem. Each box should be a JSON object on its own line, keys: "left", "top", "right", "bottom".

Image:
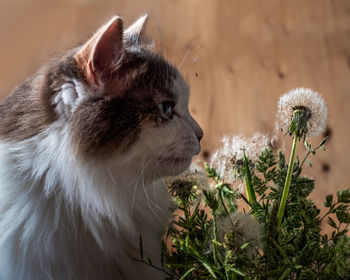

{"left": 277, "top": 131, "right": 298, "bottom": 230}
{"left": 218, "top": 185, "right": 230, "bottom": 217}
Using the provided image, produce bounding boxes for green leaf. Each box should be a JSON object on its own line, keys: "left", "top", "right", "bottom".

{"left": 279, "top": 267, "right": 292, "bottom": 280}
{"left": 324, "top": 194, "right": 333, "bottom": 208}
{"left": 179, "top": 267, "right": 196, "bottom": 280}
{"left": 306, "top": 159, "right": 312, "bottom": 167}
{"left": 328, "top": 217, "right": 338, "bottom": 229}
{"left": 319, "top": 136, "right": 328, "bottom": 147}
{"left": 243, "top": 149, "right": 257, "bottom": 206}
{"left": 230, "top": 266, "right": 245, "bottom": 277}
{"left": 336, "top": 210, "right": 350, "bottom": 224}
{"left": 337, "top": 189, "right": 350, "bottom": 203}
{"left": 240, "top": 242, "right": 250, "bottom": 250}
{"left": 203, "top": 190, "right": 219, "bottom": 211}
{"left": 185, "top": 234, "right": 189, "bottom": 248}
{"left": 202, "top": 262, "right": 218, "bottom": 279}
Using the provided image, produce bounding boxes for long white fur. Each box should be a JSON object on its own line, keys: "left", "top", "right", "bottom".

{"left": 0, "top": 121, "right": 171, "bottom": 279}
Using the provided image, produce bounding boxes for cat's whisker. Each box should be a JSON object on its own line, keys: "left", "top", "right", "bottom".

{"left": 130, "top": 156, "right": 151, "bottom": 209}
{"left": 131, "top": 155, "right": 153, "bottom": 208}
{"left": 141, "top": 149, "right": 175, "bottom": 215}
{"left": 140, "top": 161, "right": 162, "bottom": 219}
{"left": 131, "top": 149, "right": 166, "bottom": 211}
{"left": 107, "top": 167, "right": 118, "bottom": 186}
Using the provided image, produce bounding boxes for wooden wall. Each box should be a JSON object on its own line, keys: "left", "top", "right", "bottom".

{"left": 0, "top": 0, "right": 349, "bottom": 207}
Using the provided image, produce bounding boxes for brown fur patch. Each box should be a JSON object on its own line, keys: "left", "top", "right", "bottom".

{"left": 0, "top": 48, "right": 85, "bottom": 142}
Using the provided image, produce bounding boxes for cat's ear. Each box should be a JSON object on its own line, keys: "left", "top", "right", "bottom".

{"left": 124, "top": 14, "right": 147, "bottom": 40}
{"left": 75, "top": 16, "right": 124, "bottom": 90}
{"left": 124, "top": 15, "right": 154, "bottom": 49}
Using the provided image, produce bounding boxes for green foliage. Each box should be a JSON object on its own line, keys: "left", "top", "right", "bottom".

{"left": 137, "top": 141, "right": 349, "bottom": 279}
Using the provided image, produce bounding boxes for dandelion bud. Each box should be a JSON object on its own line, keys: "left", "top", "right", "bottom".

{"left": 289, "top": 106, "right": 312, "bottom": 139}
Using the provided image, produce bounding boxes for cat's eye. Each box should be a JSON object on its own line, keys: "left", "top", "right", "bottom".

{"left": 159, "top": 102, "right": 174, "bottom": 118}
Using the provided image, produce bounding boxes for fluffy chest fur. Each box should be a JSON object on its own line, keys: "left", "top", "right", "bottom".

{"left": 0, "top": 15, "right": 202, "bottom": 280}
{"left": 0, "top": 122, "right": 171, "bottom": 280}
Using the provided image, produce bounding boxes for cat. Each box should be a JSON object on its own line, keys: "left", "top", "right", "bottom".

{"left": 0, "top": 15, "right": 203, "bottom": 280}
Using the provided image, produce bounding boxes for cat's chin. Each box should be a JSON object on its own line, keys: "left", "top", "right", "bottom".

{"left": 156, "top": 157, "right": 193, "bottom": 176}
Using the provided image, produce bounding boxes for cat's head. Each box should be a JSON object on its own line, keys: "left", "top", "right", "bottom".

{"left": 53, "top": 15, "right": 202, "bottom": 177}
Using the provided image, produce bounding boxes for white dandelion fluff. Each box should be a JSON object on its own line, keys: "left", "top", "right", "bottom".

{"left": 277, "top": 88, "right": 328, "bottom": 138}
{"left": 165, "top": 162, "right": 209, "bottom": 190}
{"left": 183, "top": 162, "right": 209, "bottom": 190}
{"left": 210, "top": 134, "right": 275, "bottom": 184}
{"left": 217, "top": 212, "right": 262, "bottom": 258}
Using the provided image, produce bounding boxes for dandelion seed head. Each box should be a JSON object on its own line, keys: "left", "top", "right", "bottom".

{"left": 183, "top": 162, "right": 209, "bottom": 190}
{"left": 277, "top": 88, "right": 328, "bottom": 138}
{"left": 217, "top": 212, "right": 262, "bottom": 258}
{"left": 210, "top": 134, "right": 274, "bottom": 185}
{"left": 165, "top": 162, "right": 208, "bottom": 191}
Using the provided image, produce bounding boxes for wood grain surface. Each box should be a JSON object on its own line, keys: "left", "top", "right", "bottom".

{"left": 0, "top": 0, "right": 349, "bottom": 210}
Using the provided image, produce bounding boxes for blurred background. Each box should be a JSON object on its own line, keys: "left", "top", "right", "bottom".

{"left": 0, "top": 0, "right": 349, "bottom": 210}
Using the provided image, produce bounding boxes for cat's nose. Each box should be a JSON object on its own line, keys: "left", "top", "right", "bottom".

{"left": 195, "top": 127, "right": 203, "bottom": 142}
{"left": 189, "top": 115, "right": 203, "bottom": 142}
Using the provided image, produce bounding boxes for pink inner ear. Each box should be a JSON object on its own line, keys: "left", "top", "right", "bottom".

{"left": 92, "top": 18, "right": 124, "bottom": 73}
{"left": 88, "top": 61, "right": 100, "bottom": 87}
